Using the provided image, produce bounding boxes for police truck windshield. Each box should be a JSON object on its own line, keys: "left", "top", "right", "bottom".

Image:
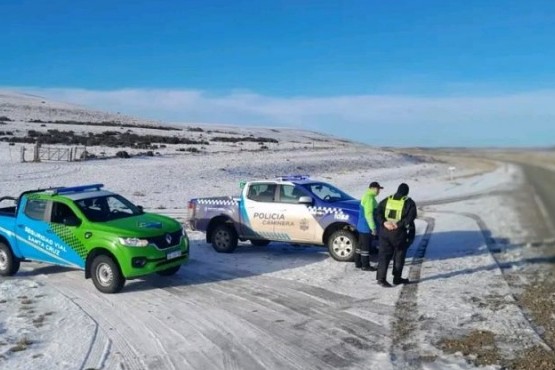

{"left": 75, "top": 195, "right": 142, "bottom": 222}
{"left": 301, "top": 183, "right": 355, "bottom": 203}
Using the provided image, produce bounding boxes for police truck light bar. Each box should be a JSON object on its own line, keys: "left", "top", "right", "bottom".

{"left": 53, "top": 184, "right": 104, "bottom": 195}
{"left": 277, "top": 175, "right": 310, "bottom": 181}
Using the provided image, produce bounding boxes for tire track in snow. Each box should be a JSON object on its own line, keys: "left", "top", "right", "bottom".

{"left": 418, "top": 189, "right": 514, "bottom": 208}
{"left": 47, "top": 274, "right": 147, "bottom": 370}
{"left": 389, "top": 216, "right": 435, "bottom": 370}
{"left": 390, "top": 185, "right": 536, "bottom": 369}
{"left": 53, "top": 288, "right": 112, "bottom": 370}
{"left": 432, "top": 210, "right": 554, "bottom": 353}
{"left": 0, "top": 164, "right": 83, "bottom": 183}
{"left": 387, "top": 163, "right": 555, "bottom": 369}
{"left": 145, "top": 267, "right": 393, "bottom": 369}
{"left": 28, "top": 256, "right": 393, "bottom": 369}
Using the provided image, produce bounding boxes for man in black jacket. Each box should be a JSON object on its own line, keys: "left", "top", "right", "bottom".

{"left": 375, "top": 183, "right": 417, "bottom": 287}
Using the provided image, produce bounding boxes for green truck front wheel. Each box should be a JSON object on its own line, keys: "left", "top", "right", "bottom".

{"left": 90, "top": 255, "right": 126, "bottom": 293}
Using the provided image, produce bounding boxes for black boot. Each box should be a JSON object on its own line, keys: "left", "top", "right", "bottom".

{"left": 393, "top": 277, "right": 410, "bottom": 285}
{"left": 354, "top": 252, "right": 362, "bottom": 268}
{"left": 360, "top": 256, "right": 377, "bottom": 271}
{"left": 377, "top": 280, "right": 392, "bottom": 288}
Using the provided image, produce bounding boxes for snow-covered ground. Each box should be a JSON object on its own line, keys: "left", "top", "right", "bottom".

{"left": 0, "top": 91, "right": 546, "bottom": 369}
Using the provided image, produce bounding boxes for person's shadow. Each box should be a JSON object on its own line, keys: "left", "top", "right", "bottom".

{"left": 403, "top": 228, "right": 554, "bottom": 283}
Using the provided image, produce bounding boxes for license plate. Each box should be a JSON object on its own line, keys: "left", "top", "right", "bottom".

{"left": 166, "top": 250, "right": 182, "bottom": 260}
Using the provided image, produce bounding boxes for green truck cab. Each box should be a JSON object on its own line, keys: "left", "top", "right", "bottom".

{"left": 0, "top": 184, "right": 189, "bottom": 293}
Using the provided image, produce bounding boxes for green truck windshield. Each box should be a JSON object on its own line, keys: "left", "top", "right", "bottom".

{"left": 75, "top": 194, "right": 142, "bottom": 222}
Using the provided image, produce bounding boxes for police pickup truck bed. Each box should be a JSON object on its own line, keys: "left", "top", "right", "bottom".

{"left": 0, "top": 184, "right": 189, "bottom": 293}
{"left": 188, "top": 176, "right": 361, "bottom": 261}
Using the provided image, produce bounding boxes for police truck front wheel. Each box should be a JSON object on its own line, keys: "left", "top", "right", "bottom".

{"left": 0, "top": 242, "right": 20, "bottom": 276}
{"left": 90, "top": 255, "right": 125, "bottom": 293}
{"left": 211, "top": 224, "right": 238, "bottom": 253}
{"left": 327, "top": 230, "right": 356, "bottom": 262}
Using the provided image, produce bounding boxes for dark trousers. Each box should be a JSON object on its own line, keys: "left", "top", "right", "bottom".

{"left": 355, "top": 233, "right": 379, "bottom": 268}
{"left": 377, "top": 236, "right": 409, "bottom": 281}
{"left": 354, "top": 233, "right": 369, "bottom": 267}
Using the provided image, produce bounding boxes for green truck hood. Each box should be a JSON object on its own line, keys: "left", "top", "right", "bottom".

{"left": 91, "top": 213, "right": 182, "bottom": 237}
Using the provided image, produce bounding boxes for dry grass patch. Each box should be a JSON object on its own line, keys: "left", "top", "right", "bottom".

{"left": 439, "top": 330, "right": 501, "bottom": 367}
{"left": 9, "top": 337, "right": 33, "bottom": 352}
{"left": 32, "top": 314, "right": 46, "bottom": 328}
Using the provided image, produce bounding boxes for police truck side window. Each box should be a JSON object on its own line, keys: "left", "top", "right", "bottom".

{"left": 247, "top": 184, "right": 276, "bottom": 202}
{"left": 279, "top": 185, "right": 301, "bottom": 203}
{"left": 247, "top": 186, "right": 259, "bottom": 200}
{"left": 51, "top": 202, "right": 78, "bottom": 224}
{"left": 24, "top": 199, "right": 48, "bottom": 221}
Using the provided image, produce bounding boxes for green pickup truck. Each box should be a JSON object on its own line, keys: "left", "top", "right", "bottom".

{"left": 0, "top": 184, "right": 189, "bottom": 293}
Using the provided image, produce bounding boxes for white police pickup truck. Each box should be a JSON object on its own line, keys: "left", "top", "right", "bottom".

{"left": 188, "top": 176, "right": 361, "bottom": 261}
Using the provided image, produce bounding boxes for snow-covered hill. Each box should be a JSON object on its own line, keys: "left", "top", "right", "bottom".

{"left": 0, "top": 90, "right": 155, "bottom": 126}
{"left": 0, "top": 90, "right": 367, "bottom": 157}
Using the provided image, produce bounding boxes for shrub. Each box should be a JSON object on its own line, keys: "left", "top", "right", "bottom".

{"left": 211, "top": 136, "right": 278, "bottom": 144}
{"left": 115, "top": 151, "right": 130, "bottom": 158}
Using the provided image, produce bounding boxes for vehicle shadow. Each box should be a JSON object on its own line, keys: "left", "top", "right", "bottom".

{"left": 123, "top": 241, "right": 330, "bottom": 293}
{"left": 13, "top": 228, "right": 545, "bottom": 293}
{"left": 18, "top": 264, "right": 74, "bottom": 276}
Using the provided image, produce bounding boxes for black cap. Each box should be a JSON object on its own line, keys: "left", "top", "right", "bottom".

{"left": 369, "top": 182, "right": 384, "bottom": 189}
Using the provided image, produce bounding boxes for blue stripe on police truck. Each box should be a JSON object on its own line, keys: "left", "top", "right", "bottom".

{"left": 239, "top": 196, "right": 252, "bottom": 229}
{"left": 14, "top": 234, "right": 81, "bottom": 268}
{"left": 0, "top": 225, "right": 15, "bottom": 238}
{"left": 255, "top": 232, "right": 292, "bottom": 241}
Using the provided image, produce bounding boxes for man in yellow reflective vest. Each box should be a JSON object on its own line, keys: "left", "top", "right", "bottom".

{"left": 375, "top": 183, "right": 417, "bottom": 287}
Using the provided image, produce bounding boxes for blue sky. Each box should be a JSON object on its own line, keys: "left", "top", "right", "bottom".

{"left": 2, "top": 0, "right": 555, "bottom": 146}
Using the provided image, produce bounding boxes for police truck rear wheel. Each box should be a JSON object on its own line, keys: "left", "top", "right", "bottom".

{"left": 211, "top": 224, "right": 238, "bottom": 253}
{"left": 0, "top": 242, "right": 20, "bottom": 276}
{"left": 91, "top": 255, "right": 125, "bottom": 293}
{"left": 328, "top": 230, "right": 356, "bottom": 262}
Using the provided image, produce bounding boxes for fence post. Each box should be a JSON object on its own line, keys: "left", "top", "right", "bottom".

{"left": 20, "top": 146, "right": 25, "bottom": 163}
{"left": 33, "top": 143, "right": 40, "bottom": 162}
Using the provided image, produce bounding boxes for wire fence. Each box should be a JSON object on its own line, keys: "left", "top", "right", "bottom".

{"left": 20, "top": 144, "right": 88, "bottom": 162}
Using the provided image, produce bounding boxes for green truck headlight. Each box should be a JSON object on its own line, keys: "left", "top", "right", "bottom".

{"left": 119, "top": 237, "right": 149, "bottom": 247}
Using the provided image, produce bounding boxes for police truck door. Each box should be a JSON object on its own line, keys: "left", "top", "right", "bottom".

{"left": 240, "top": 183, "right": 279, "bottom": 239}
{"left": 274, "top": 185, "right": 316, "bottom": 242}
